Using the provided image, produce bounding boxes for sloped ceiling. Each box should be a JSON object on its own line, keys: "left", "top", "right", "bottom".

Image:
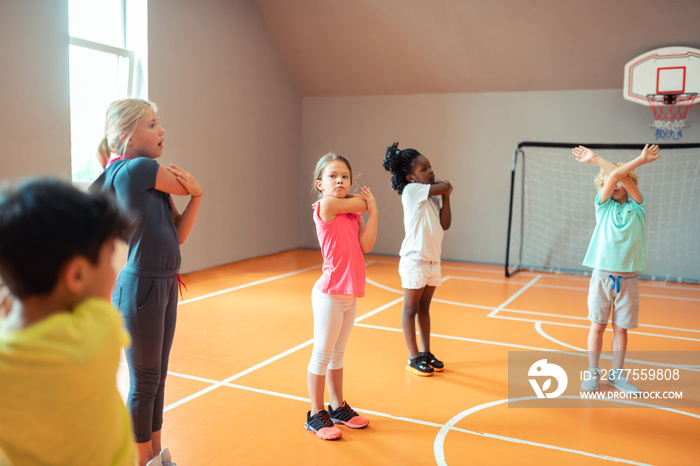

{"left": 255, "top": 0, "right": 700, "bottom": 96}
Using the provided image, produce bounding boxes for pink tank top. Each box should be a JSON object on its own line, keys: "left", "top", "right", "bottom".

{"left": 313, "top": 200, "right": 366, "bottom": 297}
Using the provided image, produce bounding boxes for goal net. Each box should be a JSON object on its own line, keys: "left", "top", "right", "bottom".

{"left": 506, "top": 142, "right": 700, "bottom": 283}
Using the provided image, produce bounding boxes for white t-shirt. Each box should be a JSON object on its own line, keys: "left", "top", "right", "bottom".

{"left": 399, "top": 183, "right": 444, "bottom": 262}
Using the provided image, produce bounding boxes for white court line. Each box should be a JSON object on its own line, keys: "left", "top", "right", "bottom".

{"left": 163, "top": 338, "right": 315, "bottom": 412}
{"left": 487, "top": 275, "right": 542, "bottom": 318}
{"left": 434, "top": 396, "right": 700, "bottom": 466}
{"left": 531, "top": 324, "right": 700, "bottom": 372}
{"left": 448, "top": 275, "right": 700, "bottom": 302}
{"left": 490, "top": 315, "right": 700, "bottom": 342}
{"left": 354, "top": 323, "right": 555, "bottom": 352}
{"left": 367, "top": 275, "right": 700, "bottom": 336}
{"left": 165, "top": 368, "right": 680, "bottom": 466}
{"left": 535, "top": 321, "right": 586, "bottom": 351}
{"left": 178, "top": 264, "right": 320, "bottom": 305}
{"left": 366, "top": 277, "right": 402, "bottom": 294}
{"left": 164, "top": 296, "right": 403, "bottom": 413}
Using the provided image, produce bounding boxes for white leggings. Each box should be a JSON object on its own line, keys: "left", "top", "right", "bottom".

{"left": 307, "top": 288, "right": 357, "bottom": 376}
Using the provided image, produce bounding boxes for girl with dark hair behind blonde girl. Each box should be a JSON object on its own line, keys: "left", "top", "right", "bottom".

{"left": 383, "top": 142, "right": 452, "bottom": 376}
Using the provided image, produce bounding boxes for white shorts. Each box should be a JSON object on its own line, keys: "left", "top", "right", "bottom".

{"left": 587, "top": 269, "right": 639, "bottom": 329}
{"left": 399, "top": 257, "right": 441, "bottom": 290}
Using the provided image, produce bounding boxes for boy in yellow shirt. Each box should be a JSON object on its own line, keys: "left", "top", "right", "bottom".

{"left": 0, "top": 179, "right": 135, "bottom": 465}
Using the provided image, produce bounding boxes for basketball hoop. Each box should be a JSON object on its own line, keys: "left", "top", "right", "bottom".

{"left": 646, "top": 93, "right": 697, "bottom": 140}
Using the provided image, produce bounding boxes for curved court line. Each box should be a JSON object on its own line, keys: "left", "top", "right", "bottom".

{"left": 493, "top": 314, "right": 700, "bottom": 342}
{"left": 354, "top": 323, "right": 555, "bottom": 352}
{"left": 365, "top": 277, "right": 403, "bottom": 294}
{"left": 534, "top": 321, "right": 586, "bottom": 351}
{"left": 434, "top": 396, "right": 700, "bottom": 466}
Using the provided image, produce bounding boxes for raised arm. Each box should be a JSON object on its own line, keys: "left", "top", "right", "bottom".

{"left": 357, "top": 186, "right": 378, "bottom": 253}
{"left": 604, "top": 144, "right": 660, "bottom": 203}
{"left": 163, "top": 164, "right": 203, "bottom": 244}
{"left": 573, "top": 145, "right": 656, "bottom": 204}
{"left": 439, "top": 180, "right": 452, "bottom": 230}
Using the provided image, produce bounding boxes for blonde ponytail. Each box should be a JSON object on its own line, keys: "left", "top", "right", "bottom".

{"left": 97, "top": 98, "right": 157, "bottom": 169}
{"left": 97, "top": 137, "right": 111, "bottom": 169}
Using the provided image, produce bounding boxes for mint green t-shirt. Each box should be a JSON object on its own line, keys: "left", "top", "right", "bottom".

{"left": 582, "top": 191, "right": 646, "bottom": 272}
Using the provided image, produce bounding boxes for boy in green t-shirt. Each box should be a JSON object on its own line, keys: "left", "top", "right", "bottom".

{"left": 0, "top": 179, "right": 135, "bottom": 465}
{"left": 572, "top": 144, "right": 660, "bottom": 394}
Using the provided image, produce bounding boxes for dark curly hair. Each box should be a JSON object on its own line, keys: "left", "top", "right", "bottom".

{"left": 382, "top": 142, "right": 423, "bottom": 194}
{"left": 0, "top": 178, "right": 128, "bottom": 298}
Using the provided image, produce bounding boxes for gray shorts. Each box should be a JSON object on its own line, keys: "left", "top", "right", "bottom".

{"left": 587, "top": 269, "right": 639, "bottom": 329}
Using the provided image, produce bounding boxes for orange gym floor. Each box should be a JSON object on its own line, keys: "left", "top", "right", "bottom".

{"left": 117, "top": 249, "right": 700, "bottom": 465}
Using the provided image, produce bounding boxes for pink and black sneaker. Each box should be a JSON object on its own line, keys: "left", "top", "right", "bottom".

{"left": 305, "top": 409, "right": 343, "bottom": 440}
{"left": 328, "top": 401, "right": 369, "bottom": 429}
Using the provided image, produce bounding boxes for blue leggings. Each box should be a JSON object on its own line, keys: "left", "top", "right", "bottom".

{"left": 113, "top": 268, "right": 178, "bottom": 443}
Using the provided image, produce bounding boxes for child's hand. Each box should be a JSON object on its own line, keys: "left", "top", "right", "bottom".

{"left": 360, "top": 186, "right": 377, "bottom": 215}
{"left": 167, "top": 164, "right": 203, "bottom": 197}
{"left": 441, "top": 180, "right": 453, "bottom": 196}
{"left": 572, "top": 146, "right": 597, "bottom": 163}
{"left": 640, "top": 144, "right": 660, "bottom": 164}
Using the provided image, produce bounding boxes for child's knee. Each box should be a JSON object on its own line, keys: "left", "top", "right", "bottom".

{"left": 402, "top": 304, "right": 419, "bottom": 317}
{"left": 590, "top": 322, "right": 606, "bottom": 335}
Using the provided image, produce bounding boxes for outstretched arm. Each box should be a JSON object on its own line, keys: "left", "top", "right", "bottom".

{"left": 573, "top": 145, "right": 658, "bottom": 204}
{"left": 358, "top": 186, "right": 378, "bottom": 253}
{"left": 605, "top": 144, "right": 660, "bottom": 203}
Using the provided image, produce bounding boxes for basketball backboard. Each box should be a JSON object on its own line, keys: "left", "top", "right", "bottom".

{"left": 624, "top": 46, "right": 700, "bottom": 106}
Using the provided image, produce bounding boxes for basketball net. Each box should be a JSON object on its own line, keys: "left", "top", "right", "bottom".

{"left": 646, "top": 93, "right": 698, "bottom": 140}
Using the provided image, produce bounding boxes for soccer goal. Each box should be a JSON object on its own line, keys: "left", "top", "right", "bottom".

{"left": 505, "top": 142, "right": 700, "bottom": 283}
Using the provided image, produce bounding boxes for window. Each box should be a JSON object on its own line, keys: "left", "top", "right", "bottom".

{"left": 68, "top": 0, "right": 148, "bottom": 183}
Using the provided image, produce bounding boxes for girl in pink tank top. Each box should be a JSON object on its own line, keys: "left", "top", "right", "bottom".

{"left": 304, "top": 153, "right": 378, "bottom": 440}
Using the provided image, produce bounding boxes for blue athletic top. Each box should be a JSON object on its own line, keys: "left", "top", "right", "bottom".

{"left": 90, "top": 158, "right": 181, "bottom": 273}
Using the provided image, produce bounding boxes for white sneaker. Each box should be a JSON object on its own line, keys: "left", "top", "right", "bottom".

{"left": 580, "top": 368, "right": 601, "bottom": 391}
{"left": 160, "top": 448, "right": 177, "bottom": 466}
{"left": 607, "top": 369, "right": 641, "bottom": 395}
{"left": 146, "top": 456, "right": 162, "bottom": 466}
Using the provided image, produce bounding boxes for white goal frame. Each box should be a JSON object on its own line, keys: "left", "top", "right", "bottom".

{"left": 505, "top": 142, "right": 700, "bottom": 283}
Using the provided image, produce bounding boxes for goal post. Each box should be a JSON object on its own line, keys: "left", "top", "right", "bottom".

{"left": 505, "top": 142, "right": 700, "bottom": 283}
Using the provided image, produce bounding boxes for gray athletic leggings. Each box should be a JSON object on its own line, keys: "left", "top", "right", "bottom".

{"left": 113, "top": 266, "right": 178, "bottom": 443}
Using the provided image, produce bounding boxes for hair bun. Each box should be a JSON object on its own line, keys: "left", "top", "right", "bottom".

{"left": 382, "top": 142, "right": 401, "bottom": 172}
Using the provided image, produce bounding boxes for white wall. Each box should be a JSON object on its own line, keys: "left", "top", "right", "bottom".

{"left": 2, "top": 1, "right": 698, "bottom": 272}
{"left": 145, "top": 0, "right": 303, "bottom": 272}
{"left": 0, "top": 0, "right": 71, "bottom": 181}
{"left": 299, "top": 90, "right": 700, "bottom": 264}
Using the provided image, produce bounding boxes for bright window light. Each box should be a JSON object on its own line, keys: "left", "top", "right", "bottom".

{"left": 68, "top": 0, "right": 147, "bottom": 184}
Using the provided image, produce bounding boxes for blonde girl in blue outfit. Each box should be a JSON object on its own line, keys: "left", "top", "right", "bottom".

{"left": 91, "top": 99, "right": 203, "bottom": 466}
{"left": 383, "top": 142, "right": 452, "bottom": 376}
{"left": 573, "top": 144, "right": 660, "bottom": 394}
{"left": 305, "top": 153, "right": 378, "bottom": 440}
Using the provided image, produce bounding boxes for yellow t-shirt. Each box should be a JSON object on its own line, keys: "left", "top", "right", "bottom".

{"left": 0, "top": 299, "right": 134, "bottom": 466}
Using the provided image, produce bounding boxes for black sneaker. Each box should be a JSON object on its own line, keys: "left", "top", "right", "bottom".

{"left": 420, "top": 352, "right": 444, "bottom": 372}
{"left": 406, "top": 355, "right": 434, "bottom": 376}
{"left": 328, "top": 401, "right": 369, "bottom": 428}
{"left": 304, "top": 410, "right": 342, "bottom": 439}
